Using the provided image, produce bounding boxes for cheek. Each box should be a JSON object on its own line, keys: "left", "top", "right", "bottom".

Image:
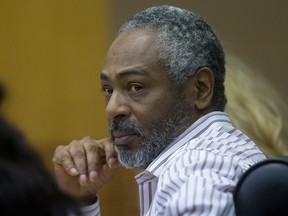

{"left": 133, "top": 96, "right": 177, "bottom": 134}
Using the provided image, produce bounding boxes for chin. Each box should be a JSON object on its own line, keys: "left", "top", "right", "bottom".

{"left": 115, "top": 148, "right": 148, "bottom": 169}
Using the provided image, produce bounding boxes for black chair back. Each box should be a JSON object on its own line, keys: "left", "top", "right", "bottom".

{"left": 234, "top": 157, "right": 288, "bottom": 216}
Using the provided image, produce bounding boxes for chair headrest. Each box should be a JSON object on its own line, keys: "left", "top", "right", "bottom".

{"left": 234, "top": 156, "right": 288, "bottom": 216}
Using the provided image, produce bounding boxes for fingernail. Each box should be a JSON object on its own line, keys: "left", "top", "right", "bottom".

{"left": 89, "top": 171, "right": 98, "bottom": 182}
{"left": 69, "top": 167, "right": 78, "bottom": 176}
{"left": 79, "top": 174, "right": 88, "bottom": 185}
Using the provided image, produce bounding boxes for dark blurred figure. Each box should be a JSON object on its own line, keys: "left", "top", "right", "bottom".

{"left": 0, "top": 82, "right": 82, "bottom": 216}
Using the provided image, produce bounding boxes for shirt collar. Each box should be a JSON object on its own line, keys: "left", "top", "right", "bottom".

{"left": 145, "top": 111, "right": 232, "bottom": 177}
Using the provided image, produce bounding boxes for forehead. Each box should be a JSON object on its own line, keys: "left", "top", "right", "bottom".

{"left": 101, "top": 29, "right": 162, "bottom": 79}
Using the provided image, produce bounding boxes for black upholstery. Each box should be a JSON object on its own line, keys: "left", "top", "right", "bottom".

{"left": 234, "top": 156, "right": 288, "bottom": 216}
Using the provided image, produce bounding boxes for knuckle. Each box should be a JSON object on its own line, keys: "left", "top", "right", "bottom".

{"left": 54, "top": 145, "right": 65, "bottom": 153}
{"left": 82, "top": 136, "right": 93, "bottom": 143}
{"left": 86, "top": 143, "right": 97, "bottom": 152}
{"left": 53, "top": 146, "right": 69, "bottom": 163}
{"left": 74, "top": 150, "right": 84, "bottom": 159}
{"left": 59, "top": 154, "right": 70, "bottom": 162}
{"left": 70, "top": 139, "right": 80, "bottom": 147}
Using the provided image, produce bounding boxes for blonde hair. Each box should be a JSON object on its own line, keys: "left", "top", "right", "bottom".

{"left": 225, "top": 54, "right": 288, "bottom": 157}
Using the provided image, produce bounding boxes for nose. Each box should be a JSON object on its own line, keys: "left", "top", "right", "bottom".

{"left": 105, "top": 91, "right": 130, "bottom": 122}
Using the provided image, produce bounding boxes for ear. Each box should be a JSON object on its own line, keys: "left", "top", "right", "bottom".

{"left": 190, "top": 67, "right": 214, "bottom": 110}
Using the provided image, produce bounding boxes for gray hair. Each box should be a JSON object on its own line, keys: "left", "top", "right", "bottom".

{"left": 118, "top": 5, "right": 227, "bottom": 110}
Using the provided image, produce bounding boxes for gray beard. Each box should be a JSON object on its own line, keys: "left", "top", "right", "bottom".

{"left": 110, "top": 101, "right": 193, "bottom": 169}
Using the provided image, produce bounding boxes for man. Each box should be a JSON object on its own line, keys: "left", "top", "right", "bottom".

{"left": 53, "top": 5, "right": 266, "bottom": 216}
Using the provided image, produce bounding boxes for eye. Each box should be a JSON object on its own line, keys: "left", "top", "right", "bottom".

{"left": 102, "top": 86, "right": 113, "bottom": 96}
{"left": 129, "top": 83, "right": 143, "bottom": 92}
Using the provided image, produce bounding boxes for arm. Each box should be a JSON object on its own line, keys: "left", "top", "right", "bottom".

{"left": 53, "top": 136, "right": 120, "bottom": 215}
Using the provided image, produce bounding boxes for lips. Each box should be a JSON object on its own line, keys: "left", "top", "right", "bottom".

{"left": 112, "top": 131, "right": 137, "bottom": 146}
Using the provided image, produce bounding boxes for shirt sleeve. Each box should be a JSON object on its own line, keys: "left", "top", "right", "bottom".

{"left": 80, "top": 196, "right": 101, "bottom": 216}
{"left": 148, "top": 149, "right": 239, "bottom": 216}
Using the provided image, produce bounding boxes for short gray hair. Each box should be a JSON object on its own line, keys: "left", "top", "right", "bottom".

{"left": 119, "top": 5, "right": 227, "bottom": 110}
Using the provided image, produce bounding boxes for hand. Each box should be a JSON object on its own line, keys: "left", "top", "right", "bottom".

{"left": 52, "top": 136, "right": 119, "bottom": 199}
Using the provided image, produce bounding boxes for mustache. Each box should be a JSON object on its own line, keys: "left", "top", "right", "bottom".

{"left": 109, "top": 119, "right": 144, "bottom": 137}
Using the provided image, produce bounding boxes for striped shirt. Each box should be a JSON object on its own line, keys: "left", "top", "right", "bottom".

{"left": 81, "top": 111, "right": 266, "bottom": 216}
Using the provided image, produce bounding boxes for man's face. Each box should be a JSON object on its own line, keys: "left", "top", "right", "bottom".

{"left": 100, "top": 29, "right": 195, "bottom": 169}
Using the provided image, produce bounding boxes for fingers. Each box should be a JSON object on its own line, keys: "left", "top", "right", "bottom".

{"left": 81, "top": 136, "right": 104, "bottom": 169}
{"left": 53, "top": 144, "right": 79, "bottom": 176}
{"left": 101, "top": 138, "right": 119, "bottom": 168}
{"left": 69, "top": 140, "right": 87, "bottom": 175}
{"left": 53, "top": 136, "right": 119, "bottom": 182}
{"left": 81, "top": 137, "right": 120, "bottom": 180}
{"left": 53, "top": 136, "right": 120, "bottom": 196}
{"left": 81, "top": 136, "right": 103, "bottom": 182}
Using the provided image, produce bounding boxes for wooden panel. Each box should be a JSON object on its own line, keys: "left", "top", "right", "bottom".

{"left": 0, "top": 0, "right": 109, "bottom": 144}
{"left": 0, "top": 1, "right": 140, "bottom": 214}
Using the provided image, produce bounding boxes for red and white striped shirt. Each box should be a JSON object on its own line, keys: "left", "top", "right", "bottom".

{"left": 81, "top": 111, "right": 266, "bottom": 216}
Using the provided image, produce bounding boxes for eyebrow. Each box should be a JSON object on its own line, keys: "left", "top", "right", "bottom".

{"left": 100, "top": 69, "right": 148, "bottom": 81}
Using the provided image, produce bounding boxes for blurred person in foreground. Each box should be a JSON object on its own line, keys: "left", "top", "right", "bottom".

{"left": 0, "top": 82, "right": 82, "bottom": 216}
{"left": 53, "top": 5, "right": 266, "bottom": 216}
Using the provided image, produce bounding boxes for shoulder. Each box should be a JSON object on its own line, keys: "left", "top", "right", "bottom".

{"left": 159, "top": 125, "right": 266, "bottom": 186}
{"left": 186, "top": 124, "right": 266, "bottom": 169}
{"left": 154, "top": 146, "right": 237, "bottom": 215}
{"left": 150, "top": 121, "right": 266, "bottom": 215}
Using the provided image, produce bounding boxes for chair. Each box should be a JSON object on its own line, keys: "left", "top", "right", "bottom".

{"left": 234, "top": 156, "right": 288, "bottom": 216}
